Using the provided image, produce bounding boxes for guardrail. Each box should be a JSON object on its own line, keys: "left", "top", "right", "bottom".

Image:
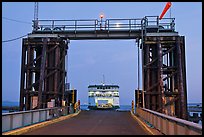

{"left": 2, "top": 106, "right": 78, "bottom": 133}
{"left": 32, "top": 16, "right": 175, "bottom": 32}
{"left": 136, "top": 107, "right": 202, "bottom": 135}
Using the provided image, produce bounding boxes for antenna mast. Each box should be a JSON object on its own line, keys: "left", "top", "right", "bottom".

{"left": 34, "top": 2, "right": 39, "bottom": 30}
{"left": 103, "top": 74, "right": 105, "bottom": 84}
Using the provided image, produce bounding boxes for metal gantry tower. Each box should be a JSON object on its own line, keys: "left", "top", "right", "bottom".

{"left": 19, "top": 16, "right": 188, "bottom": 120}
{"left": 139, "top": 35, "right": 188, "bottom": 119}
{"left": 19, "top": 37, "right": 68, "bottom": 110}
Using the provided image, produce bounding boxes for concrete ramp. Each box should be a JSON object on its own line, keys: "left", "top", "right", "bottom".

{"left": 23, "top": 110, "right": 149, "bottom": 135}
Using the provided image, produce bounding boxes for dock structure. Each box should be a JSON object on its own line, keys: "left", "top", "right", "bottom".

{"left": 140, "top": 35, "right": 188, "bottom": 120}
{"left": 19, "top": 37, "right": 67, "bottom": 110}
{"left": 18, "top": 16, "right": 189, "bottom": 129}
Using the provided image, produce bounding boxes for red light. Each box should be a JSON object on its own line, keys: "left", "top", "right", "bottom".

{"left": 100, "top": 14, "right": 104, "bottom": 18}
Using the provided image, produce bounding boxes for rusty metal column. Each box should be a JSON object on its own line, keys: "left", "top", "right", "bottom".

{"left": 25, "top": 44, "right": 31, "bottom": 110}
{"left": 19, "top": 39, "right": 26, "bottom": 111}
{"left": 146, "top": 44, "right": 151, "bottom": 110}
{"left": 54, "top": 43, "right": 60, "bottom": 106}
{"left": 142, "top": 42, "right": 146, "bottom": 108}
{"left": 176, "top": 36, "right": 187, "bottom": 120}
{"left": 181, "top": 36, "right": 188, "bottom": 120}
{"left": 157, "top": 37, "right": 165, "bottom": 114}
{"left": 143, "top": 41, "right": 150, "bottom": 109}
{"left": 37, "top": 38, "right": 48, "bottom": 109}
{"left": 61, "top": 40, "right": 68, "bottom": 101}
{"left": 29, "top": 47, "right": 34, "bottom": 109}
{"left": 136, "top": 38, "right": 140, "bottom": 108}
{"left": 43, "top": 47, "right": 48, "bottom": 108}
{"left": 47, "top": 42, "right": 55, "bottom": 102}
{"left": 141, "top": 38, "right": 145, "bottom": 108}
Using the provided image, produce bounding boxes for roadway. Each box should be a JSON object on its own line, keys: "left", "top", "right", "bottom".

{"left": 23, "top": 110, "right": 149, "bottom": 135}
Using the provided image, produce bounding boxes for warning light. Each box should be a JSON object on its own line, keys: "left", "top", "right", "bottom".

{"left": 100, "top": 14, "right": 104, "bottom": 19}
{"left": 99, "top": 12, "right": 105, "bottom": 19}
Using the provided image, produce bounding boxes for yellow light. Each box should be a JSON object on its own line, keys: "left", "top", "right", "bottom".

{"left": 116, "top": 23, "right": 120, "bottom": 27}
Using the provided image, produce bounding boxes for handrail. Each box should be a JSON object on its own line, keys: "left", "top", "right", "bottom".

{"left": 32, "top": 16, "right": 175, "bottom": 32}
{"left": 142, "top": 108, "right": 202, "bottom": 130}
{"left": 2, "top": 107, "right": 58, "bottom": 116}
{"left": 2, "top": 106, "right": 77, "bottom": 133}
{"left": 136, "top": 107, "right": 202, "bottom": 135}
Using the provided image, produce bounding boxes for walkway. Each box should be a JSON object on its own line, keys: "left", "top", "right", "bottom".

{"left": 23, "top": 110, "right": 148, "bottom": 135}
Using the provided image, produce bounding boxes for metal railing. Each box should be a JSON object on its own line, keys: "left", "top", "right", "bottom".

{"left": 32, "top": 16, "right": 175, "bottom": 32}
{"left": 2, "top": 106, "right": 77, "bottom": 133}
{"left": 136, "top": 107, "right": 202, "bottom": 135}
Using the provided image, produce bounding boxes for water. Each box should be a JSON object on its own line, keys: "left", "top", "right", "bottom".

{"left": 2, "top": 101, "right": 19, "bottom": 106}
{"left": 2, "top": 110, "right": 9, "bottom": 113}
{"left": 2, "top": 109, "right": 19, "bottom": 114}
{"left": 2, "top": 101, "right": 19, "bottom": 114}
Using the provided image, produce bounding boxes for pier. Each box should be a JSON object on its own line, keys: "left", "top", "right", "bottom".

{"left": 2, "top": 2, "right": 202, "bottom": 135}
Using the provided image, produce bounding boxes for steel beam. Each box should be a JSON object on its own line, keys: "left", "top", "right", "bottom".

{"left": 37, "top": 38, "right": 48, "bottom": 109}
{"left": 19, "top": 39, "right": 26, "bottom": 111}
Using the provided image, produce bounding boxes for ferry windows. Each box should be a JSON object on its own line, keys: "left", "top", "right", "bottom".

{"left": 89, "top": 92, "right": 95, "bottom": 97}
{"left": 113, "top": 92, "right": 119, "bottom": 97}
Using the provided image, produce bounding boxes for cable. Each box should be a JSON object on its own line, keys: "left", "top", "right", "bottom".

{"left": 2, "top": 17, "right": 32, "bottom": 24}
{"left": 2, "top": 34, "right": 28, "bottom": 43}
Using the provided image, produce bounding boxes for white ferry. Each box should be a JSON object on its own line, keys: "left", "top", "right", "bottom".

{"left": 88, "top": 83, "right": 120, "bottom": 109}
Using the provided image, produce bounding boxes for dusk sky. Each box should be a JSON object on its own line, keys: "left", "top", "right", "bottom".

{"left": 2, "top": 2, "right": 202, "bottom": 105}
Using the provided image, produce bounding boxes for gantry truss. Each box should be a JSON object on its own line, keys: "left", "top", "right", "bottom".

{"left": 20, "top": 37, "right": 68, "bottom": 110}
{"left": 136, "top": 35, "right": 187, "bottom": 120}
{"left": 19, "top": 16, "right": 188, "bottom": 120}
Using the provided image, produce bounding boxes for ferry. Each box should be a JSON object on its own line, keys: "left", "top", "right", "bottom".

{"left": 88, "top": 83, "right": 120, "bottom": 109}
